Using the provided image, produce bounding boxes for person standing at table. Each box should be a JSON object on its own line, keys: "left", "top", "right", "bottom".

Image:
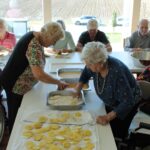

{"left": 125, "top": 19, "right": 150, "bottom": 51}
{"left": 77, "top": 19, "right": 112, "bottom": 52}
{"left": 53, "top": 20, "right": 76, "bottom": 53}
{"left": 0, "top": 18, "right": 16, "bottom": 51}
{"left": 0, "top": 22, "right": 68, "bottom": 133}
{"left": 74, "top": 41, "right": 141, "bottom": 139}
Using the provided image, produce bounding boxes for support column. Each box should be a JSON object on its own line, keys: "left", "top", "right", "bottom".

{"left": 131, "top": 0, "right": 141, "bottom": 33}
{"left": 42, "top": 0, "right": 51, "bottom": 24}
{"left": 123, "top": 0, "right": 141, "bottom": 38}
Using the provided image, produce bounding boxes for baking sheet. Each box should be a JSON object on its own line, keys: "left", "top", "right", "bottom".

{"left": 50, "top": 63, "right": 85, "bottom": 73}
{"left": 14, "top": 124, "right": 98, "bottom": 150}
{"left": 12, "top": 110, "right": 98, "bottom": 150}
{"left": 22, "top": 110, "right": 95, "bottom": 125}
{"left": 47, "top": 90, "right": 85, "bottom": 110}
{"left": 57, "top": 68, "right": 83, "bottom": 79}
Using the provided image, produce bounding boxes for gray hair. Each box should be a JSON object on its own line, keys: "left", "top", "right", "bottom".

{"left": 138, "top": 19, "right": 149, "bottom": 26}
{"left": 87, "top": 19, "right": 98, "bottom": 30}
{"left": 81, "top": 42, "right": 108, "bottom": 64}
{"left": 0, "top": 18, "right": 7, "bottom": 29}
{"left": 56, "top": 20, "right": 66, "bottom": 30}
{"left": 41, "top": 22, "right": 64, "bottom": 42}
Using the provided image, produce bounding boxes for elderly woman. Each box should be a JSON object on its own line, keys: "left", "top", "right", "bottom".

{"left": 0, "top": 18, "right": 16, "bottom": 51}
{"left": 75, "top": 42, "right": 141, "bottom": 139}
{"left": 53, "top": 20, "right": 76, "bottom": 53}
{"left": 77, "top": 19, "right": 112, "bottom": 52}
{"left": 0, "top": 22, "right": 68, "bottom": 133}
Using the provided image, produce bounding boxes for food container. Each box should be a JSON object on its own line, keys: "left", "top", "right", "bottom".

{"left": 57, "top": 68, "right": 83, "bottom": 79}
{"left": 60, "top": 78, "right": 90, "bottom": 91}
{"left": 131, "top": 51, "right": 150, "bottom": 67}
{"left": 47, "top": 90, "right": 85, "bottom": 110}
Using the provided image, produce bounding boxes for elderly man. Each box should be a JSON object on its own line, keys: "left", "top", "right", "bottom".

{"left": 76, "top": 19, "right": 112, "bottom": 52}
{"left": 126, "top": 19, "right": 150, "bottom": 51}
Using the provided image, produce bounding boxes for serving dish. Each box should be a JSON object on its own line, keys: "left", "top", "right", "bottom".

{"left": 57, "top": 68, "right": 83, "bottom": 79}
{"left": 47, "top": 90, "right": 85, "bottom": 110}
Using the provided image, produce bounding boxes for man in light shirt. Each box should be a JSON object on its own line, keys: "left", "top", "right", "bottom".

{"left": 125, "top": 19, "right": 150, "bottom": 51}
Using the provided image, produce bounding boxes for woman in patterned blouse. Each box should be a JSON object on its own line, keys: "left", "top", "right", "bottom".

{"left": 75, "top": 41, "right": 141, "bottom": 139}
{"left": 0, "top": 22, "right": 68, "bottom": 133}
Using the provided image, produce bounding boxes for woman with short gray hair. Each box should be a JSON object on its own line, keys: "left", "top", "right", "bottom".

{"left": 0, "top": 21, "right": 68, "bottom": 133}
{"left": 75, "top": 41, "right": 141, "bottom": 139}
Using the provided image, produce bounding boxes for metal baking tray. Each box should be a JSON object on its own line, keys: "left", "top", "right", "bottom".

{"left": 60, "top": 78, "right": 90, "bottom": 91}
{"left": 47, "top": 90, "right": 85, "bottom": 110}
{"left": 57, "top": 68, "right": 83, "bottom": 79}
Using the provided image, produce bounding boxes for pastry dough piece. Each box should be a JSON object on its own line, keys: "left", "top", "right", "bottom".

{"left": 74, "top": 112, "right": 82, "bottom": 117}
{"left": 82, "top": 129, "right": 92, "bottom": 136}
{"left": 85, "top": 142, "right": 95, "bottom": 149}
{"left": 38, "top": 116, "right": 48, "bottom": 123}
{"left": 25, "top": 141, "right": 36, "bottom": 149}
{"left": 23, "top": 131, "right": 33, "bottom": 138}
{"left": 33, "top": 122, "right": 42, "bottom": 129}
{"left": 33, "top": 134, "right": 43, "bottom": 141}
{"left": 63, "top": 141, "right": 71, "bottom": 148}
{"left": 24, "top": 124, "right": 34, "bottom": 130}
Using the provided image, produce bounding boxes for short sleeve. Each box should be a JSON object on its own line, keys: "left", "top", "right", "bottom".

{"left": 100, "top": 32, "right": 109, "bottom": 44}
{"left": 26, "top": 38, "right": 43, "bottom": 66}
{"left": 78, "top": 32, "right": 86, "bottom": 46}
{"left": 79, "top": 66, "right": 93, "bottom": 83}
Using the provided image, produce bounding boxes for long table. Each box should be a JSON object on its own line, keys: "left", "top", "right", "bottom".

{"left": 6, "top": 57, "right": 117, "bottom": 150}
{"left": 6, "top": 51, "right": 145, "bottom": 150}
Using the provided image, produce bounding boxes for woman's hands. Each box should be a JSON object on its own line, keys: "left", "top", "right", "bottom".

{"left": 57, "top": 80, "right": 69, "bottom": 90}
{"left": 96, "top": 111, "right": 117, "bottom": 125}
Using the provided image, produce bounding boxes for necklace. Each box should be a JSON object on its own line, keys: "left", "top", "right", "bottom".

{"left": 96, "top": 73, "right": 106, "bottom": 95}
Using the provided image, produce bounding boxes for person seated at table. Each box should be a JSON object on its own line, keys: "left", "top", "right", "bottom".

{"left": 0, "top": 18, "right": 16, "bottom": 52}
{"left": 137, "top": 66, "right": 150, "bottom": 100}
{"left": 0, "top": 22, "right": 68, "bottom": 134}
{"left": 74, "top": 41, "right": 141, "bottom": 139}
{"left": 125, "top": 19, "right": 150, "bottom": 51}
{"left": 76, "top": 19, "right": 112, "bottom": 52}
{"left": 53, "top": 20, "right": 76, "bottom": 53}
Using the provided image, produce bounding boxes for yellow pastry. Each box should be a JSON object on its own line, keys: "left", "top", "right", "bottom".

{"left": 38, "top": 116, "right": 48, "bottom": 123}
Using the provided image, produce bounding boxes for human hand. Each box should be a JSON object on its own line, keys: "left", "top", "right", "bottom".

{"left": 66, "top": 88, "right": 81, "bottom": 98}
{"left": 61, "top": 49, "right": 71, "bottom": 53}
{"left": 57, "top": 81, "right": 69, "bottom": 90}
{"left": 96, "top": 115, "right": 110, "bottom": 125}
{"left": 96, "top": 111, "right": 117, "bottom": 125}
{"left": 132, "top": 48, "right": 142, "bottom": 51}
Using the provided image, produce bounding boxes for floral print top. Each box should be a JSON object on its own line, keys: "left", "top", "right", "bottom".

{"left": 137, "top": 66, "right": 150, "bottom": 82}
{"left": 12, "top": 38, "right": 45, "bottom": 95}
